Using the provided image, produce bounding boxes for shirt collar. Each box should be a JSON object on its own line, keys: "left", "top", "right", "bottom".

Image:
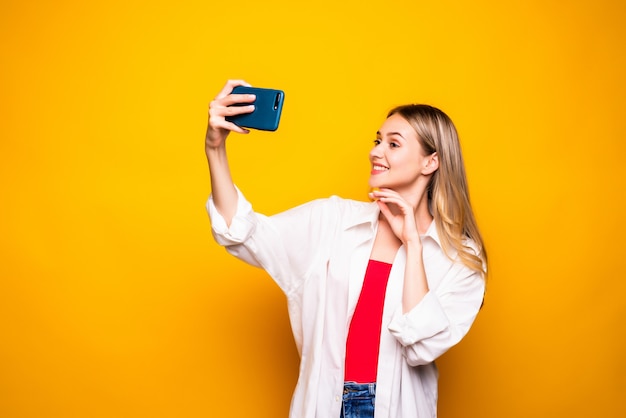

{"left": 341, "top": 200, "right": 379, "bottom": 232}
{"left": 422, "top": 217, "right": 442, "bottom": 247}
{"left": 341, "top": 200, "right": 442, "bottom": 249}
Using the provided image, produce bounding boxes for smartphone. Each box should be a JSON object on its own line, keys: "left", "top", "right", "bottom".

{"left": 226, "top": 86, "right": 285, "bottom": 131}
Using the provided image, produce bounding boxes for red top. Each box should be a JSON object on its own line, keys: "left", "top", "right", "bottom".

{"left": 344, "top": 259, "right": 393, "bottom": 383}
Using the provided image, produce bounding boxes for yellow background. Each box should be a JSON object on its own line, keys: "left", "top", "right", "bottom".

{"left": 1, "top": 0, "right": 624, "bottom": 417}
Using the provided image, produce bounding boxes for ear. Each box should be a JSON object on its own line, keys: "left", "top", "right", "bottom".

{"left": 422, "top": 152, "right": 439, "bottom": 175}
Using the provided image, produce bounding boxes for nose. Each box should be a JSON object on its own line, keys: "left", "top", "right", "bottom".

{"left": 370, "top": 142, "right": 383, "bottom": 161}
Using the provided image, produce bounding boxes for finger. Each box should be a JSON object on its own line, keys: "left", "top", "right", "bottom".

{"left": 209, "top": 101, "right": 255, "bottom": 121}
{"left": 371, "top": 188, "right": 400, "bottom": 200}
{"left": 222, "top": 103, "right": 255, "bottom": 117}
{"left": 377, "top": 194, "right": 410, "bottom": 211}
{"left": 209, "top": 93, "right": 256, "bottom": 113}
{"left": 376, "top": 188, "right": 406, "bottom": 199}
{"left": 221, "top": 93, "right": 257, "bottom": 107}
{"left": 211, "top": 118, "right": 250, "bottom": 134}
{"left": 377, "top": 200, "right": 393, "bottom": 221}
{"left": 214, "top": 79, "right": 252, "bottom": 100}
{"left": 369, "top": 190, "right": 387, "bottom": 201}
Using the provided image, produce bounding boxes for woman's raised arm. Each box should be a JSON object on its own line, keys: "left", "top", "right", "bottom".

{"left": 205, "top": 80, "right": 256, "bottom": 226}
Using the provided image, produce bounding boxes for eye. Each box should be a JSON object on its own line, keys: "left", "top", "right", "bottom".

{"left": 373, "top": 139, "right": 381, "bottom": 146}
{"left": 390, "top": 142, "right": 400, "bottom": 148}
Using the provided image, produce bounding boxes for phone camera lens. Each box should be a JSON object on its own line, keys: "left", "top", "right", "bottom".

{"left": 274, "top": 93, "right": 281, "bottom": 110}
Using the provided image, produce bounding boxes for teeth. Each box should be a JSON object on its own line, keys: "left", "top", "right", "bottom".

{"left": 373, "top": 165, "right": 388, "bottom": 171}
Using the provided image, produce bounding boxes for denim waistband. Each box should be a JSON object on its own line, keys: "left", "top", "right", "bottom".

{"left": 343, "top": 382, "right": 376, "bottom": 396}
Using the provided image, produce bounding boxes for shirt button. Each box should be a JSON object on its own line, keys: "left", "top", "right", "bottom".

{"left": 335, "top": 395, "right": 340, "bottom": 402}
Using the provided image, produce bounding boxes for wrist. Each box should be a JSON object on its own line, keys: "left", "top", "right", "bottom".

{"left": 403, "top": 237, "right": 423, "bottom": 251}
{"left": 205, "top": 141, "right": 226, "bottom": 156}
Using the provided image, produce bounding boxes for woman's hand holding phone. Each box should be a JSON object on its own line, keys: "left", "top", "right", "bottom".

{"left": 206, "top": 80, "right": 256, "bottom": 150}
{"left": 206, "top": 79, "right": 285, "bottom": 153}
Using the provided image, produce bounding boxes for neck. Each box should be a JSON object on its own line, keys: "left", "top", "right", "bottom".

{"left": 384, "top": 188, "right": 433, "bottom": 235}
{"left": 414, "top": 200, "right": 433, "bottom": 235}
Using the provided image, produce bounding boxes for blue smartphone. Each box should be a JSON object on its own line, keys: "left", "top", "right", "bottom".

{"left": 226, "top": 86, "right": 285, "bottom": 131}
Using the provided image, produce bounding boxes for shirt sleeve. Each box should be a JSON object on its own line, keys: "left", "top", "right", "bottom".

{"left": 206, "top": 187, "right": 337, "bottom": 296}
{"left": 387, "top": 255, "right": 485, "bottom": 367}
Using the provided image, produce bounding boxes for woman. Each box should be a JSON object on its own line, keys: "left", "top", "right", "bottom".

{"left": 205, "top": 80, "right": 487, "bottom": 418}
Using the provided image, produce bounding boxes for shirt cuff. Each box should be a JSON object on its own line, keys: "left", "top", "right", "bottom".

{"left": 387, "top": 291, "right": 449, "bottom": 346}
{"left": 206, "top": 187, "right": 256, "bottom": 246}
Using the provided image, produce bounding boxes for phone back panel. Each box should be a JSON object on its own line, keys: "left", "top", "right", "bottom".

{"left": 226, "top": 86, "right": 285, "bottom": 131}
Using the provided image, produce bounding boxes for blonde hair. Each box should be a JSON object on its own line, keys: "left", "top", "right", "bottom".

{"left": 388, "top": 104, "right": 487, "bottom": 277}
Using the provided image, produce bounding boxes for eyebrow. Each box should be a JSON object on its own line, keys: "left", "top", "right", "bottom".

{"left": 376, "top": 131, "right": 406, "bottom": 140}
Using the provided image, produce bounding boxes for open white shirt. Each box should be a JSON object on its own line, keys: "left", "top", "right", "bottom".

{"left": 207, "top": 187, "right": 485, "bottom": 418}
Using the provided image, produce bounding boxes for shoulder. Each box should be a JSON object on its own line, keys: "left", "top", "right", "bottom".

{"left": 294, "top": 195, "right": 371, "bottom": 211}
{"left": 317, "top": 195, "right": 375, "bottom": 216}
{"left": 463, "top": 237, "right": 480, "bottom": 254}
{"left": 284, "top": 195, "right": 377, "bottom": 227}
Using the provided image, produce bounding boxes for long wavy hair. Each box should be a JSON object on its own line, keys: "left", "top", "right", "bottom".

{"left": 388, "top": 104, "right": 487, "bottom": 277}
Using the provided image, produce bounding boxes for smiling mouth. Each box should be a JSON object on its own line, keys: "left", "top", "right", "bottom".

{"left": 372, "top": 165, "right": 389, "bottom": 172}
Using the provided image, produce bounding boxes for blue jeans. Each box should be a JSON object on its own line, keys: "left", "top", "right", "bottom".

{"left": 340, "top": 382, "right": 376, "bottom": 418}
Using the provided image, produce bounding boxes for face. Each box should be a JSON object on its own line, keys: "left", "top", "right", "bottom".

{"left": 369, "top": 113, "right": 433, "bottom": 194}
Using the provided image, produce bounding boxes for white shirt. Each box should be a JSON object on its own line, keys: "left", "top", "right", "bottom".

{"left": 207, "top": 188, "right": 485, "bottom": 418}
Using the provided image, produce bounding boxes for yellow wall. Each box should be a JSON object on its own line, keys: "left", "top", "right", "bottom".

{"left": 1, "top": 0, "right": 624, "bottom": 417}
